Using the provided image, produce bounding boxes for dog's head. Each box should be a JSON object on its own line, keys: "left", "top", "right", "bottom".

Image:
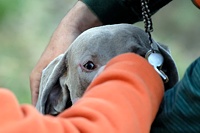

{"left": 36, "top": 24, "right": 178, "bottom": 115}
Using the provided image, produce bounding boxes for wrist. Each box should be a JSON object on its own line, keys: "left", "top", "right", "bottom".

{"left": 63, "top": 1, "right": 102, "bottom": 33}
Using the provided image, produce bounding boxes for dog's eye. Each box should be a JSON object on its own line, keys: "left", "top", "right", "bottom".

{"left": 83, "top": 61, "right": 96, "bottom": 71}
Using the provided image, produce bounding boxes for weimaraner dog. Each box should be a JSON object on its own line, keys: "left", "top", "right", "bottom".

{"left": 36, "top": 24, "right": 178, "bottom": 115}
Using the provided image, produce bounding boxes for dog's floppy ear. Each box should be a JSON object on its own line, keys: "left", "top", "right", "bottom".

{"left": 156, "top": 43, "right": 179, "bottom": 89}
{"left": 36, "top": 53, "right": 71, "bottom": 115}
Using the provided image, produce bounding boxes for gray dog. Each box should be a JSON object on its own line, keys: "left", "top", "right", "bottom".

{"left": 36, "top": 24, "right": 178, "bottom": 115}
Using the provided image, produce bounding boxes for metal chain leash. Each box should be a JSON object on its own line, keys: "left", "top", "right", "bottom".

{"left": 141, "top": 0, "right": 153, "bottom": 44}
{"left": 140, "top": 0, "right": 160, "bottom": 52}
{"left": 141, "top": 0, "right": 169, "bottom": 83}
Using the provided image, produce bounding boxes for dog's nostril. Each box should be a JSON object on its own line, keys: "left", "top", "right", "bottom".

{"left": 65, "top": 99, "right": 72, "bottom": 109}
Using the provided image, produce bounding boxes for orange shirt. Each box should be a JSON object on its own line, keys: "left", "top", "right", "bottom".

{"left": 0, "top": 53, "right": 164, "bottom": 133}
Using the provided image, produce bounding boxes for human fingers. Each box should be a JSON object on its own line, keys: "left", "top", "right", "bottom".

{"left": 30, "top": 68, "right": 41, "bottom": 106}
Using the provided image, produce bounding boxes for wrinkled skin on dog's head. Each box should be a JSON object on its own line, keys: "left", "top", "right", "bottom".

{"left": 36, "top": 24, "right": 178, "bottom": 115}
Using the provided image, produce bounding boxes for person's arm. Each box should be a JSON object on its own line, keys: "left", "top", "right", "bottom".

{"left": 30, "top": 1, "right": 102, "bottom": 106}
{"left": 151, "top": 57, "right": 200, "bottom": 133}
{"left": 1, "top": 53, "right": 164, "bottom": 133}
{"left": 81, "top": 0, "right": 172, "bottom": 24}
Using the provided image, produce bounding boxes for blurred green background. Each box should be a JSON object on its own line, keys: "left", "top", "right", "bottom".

{"left": 0, "top": 0, "right": 200, "bottom": 104}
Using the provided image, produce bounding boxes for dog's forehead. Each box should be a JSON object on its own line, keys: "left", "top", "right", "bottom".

{"left": 70, "top": 24, "right": 148, "bottom": 53}
{"left": 66, "top": 24, "right": 151, "bottom": 66}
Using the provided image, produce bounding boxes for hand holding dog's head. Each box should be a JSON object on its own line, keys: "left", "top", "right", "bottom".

{"left": 36, "top": 24, "right": 178, "bottom": 115}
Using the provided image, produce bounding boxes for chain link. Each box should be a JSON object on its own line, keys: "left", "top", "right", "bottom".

{"left": 140, "top": 0, "right": 153, "bottom": 44}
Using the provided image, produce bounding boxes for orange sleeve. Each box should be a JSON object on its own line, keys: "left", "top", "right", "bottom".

{"left": 0, "top": 53, "right": 164, "bottom": 133}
